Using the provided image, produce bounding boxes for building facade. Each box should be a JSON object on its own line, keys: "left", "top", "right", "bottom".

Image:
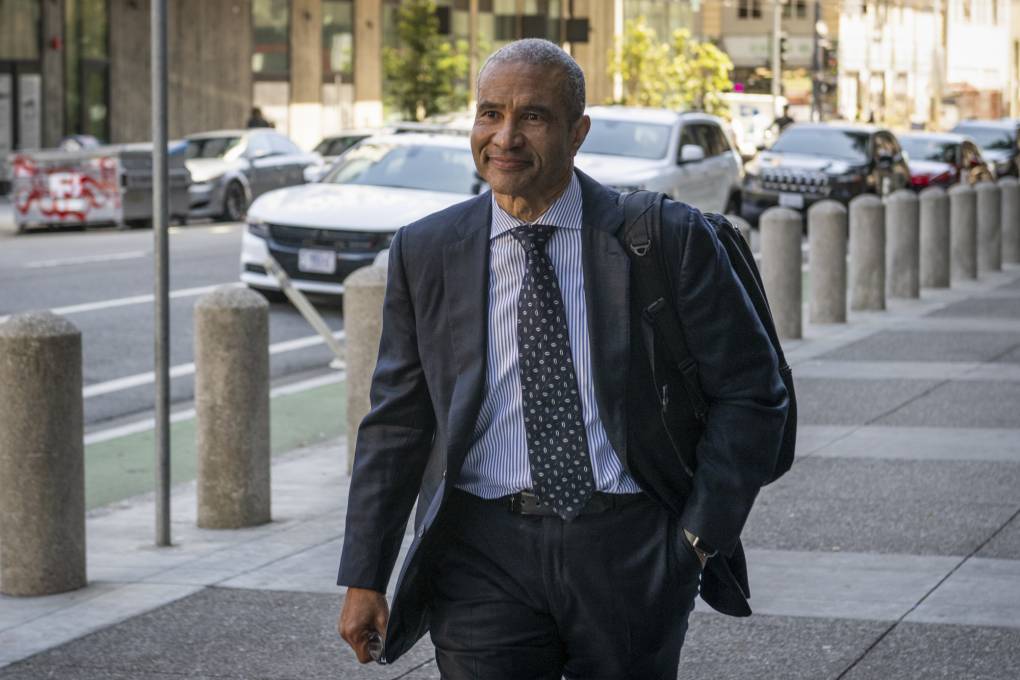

{"left": 0, "top": 0, "right": 701, "bottom": 156}
{"left": 837, "top": 0, "right": 1015, "bottom": 128}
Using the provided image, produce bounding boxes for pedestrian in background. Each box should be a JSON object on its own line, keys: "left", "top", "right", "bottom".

{"left": 246, "top": 107, "right": 273, "bottom": 128}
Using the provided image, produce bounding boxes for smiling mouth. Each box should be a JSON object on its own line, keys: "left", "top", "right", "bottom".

{"left": 487, "top": 156, "right": 531, "bottom": 170}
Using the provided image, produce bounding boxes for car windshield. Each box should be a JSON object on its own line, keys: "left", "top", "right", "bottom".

{"left": 954, "top": 126, "right": 1015, "bottom": 151}
{"left": 322, "top": 142, "right": 478, "bottom": 194}
{"left": 899, "top": 137, "right": 957, "bottom": 163}
{"left": 187, "top": 137, "right": 244, "bottom": 160}
{"left": 770, "top": 128, "right": 870, "bottom": 162}
{"left": 580, "top": 119, "right": 672, "bottom": 159}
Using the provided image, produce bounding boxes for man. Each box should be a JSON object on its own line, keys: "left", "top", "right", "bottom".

{"left": 338, "top": 39, "right": 788, "bottom": 679}
{"left": 246, "top": 107, "right": 273, "bottom": 128}
{"left": 772, "top": 104, "right": 794, "bottom": 134}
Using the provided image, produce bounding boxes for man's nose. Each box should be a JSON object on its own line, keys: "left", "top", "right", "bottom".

{"left": 493, "top": 118, "right": 522, "bottom": 149}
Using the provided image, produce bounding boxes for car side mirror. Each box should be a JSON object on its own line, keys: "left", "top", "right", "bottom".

{"left": 679, "top": 144, "right": 706, "bottom": 164}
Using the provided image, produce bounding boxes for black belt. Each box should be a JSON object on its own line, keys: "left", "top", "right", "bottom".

{"left": 489, "top": 490, "right": 647, "bottom": 517}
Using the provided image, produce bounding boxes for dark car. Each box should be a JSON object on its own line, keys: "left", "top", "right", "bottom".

{"left": 185, "top": 129, "right": 319, "bottom": 222}
{"left": 950, "top": 119, "right": 1020, "bottom": 178}
{"left": 741, "top": 123, "right": 911, "bottom": 224}
{"left": 898, "top": 132, "right": 994, "bottom": 190}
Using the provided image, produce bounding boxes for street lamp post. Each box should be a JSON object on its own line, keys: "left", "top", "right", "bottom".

{"left": 772, "top": 0, "right": 783, "bottom": 117}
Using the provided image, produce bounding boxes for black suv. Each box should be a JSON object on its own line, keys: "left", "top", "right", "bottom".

{"left": 951, "top": 119, "right": 1020, "bottom": 178}
{"left": 741, "top": 123, "right": 911, "bottom": 224}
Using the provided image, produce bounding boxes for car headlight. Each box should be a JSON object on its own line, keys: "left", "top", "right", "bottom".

{"left": 247, "top": 217, "right": 270, "bottom": 239}
{"left": 190, "top": 181, "right": 214, "bottom": 191}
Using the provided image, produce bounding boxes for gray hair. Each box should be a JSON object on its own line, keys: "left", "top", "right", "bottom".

{"left": 478, "top": 39, "right": 586, "bottom": 122}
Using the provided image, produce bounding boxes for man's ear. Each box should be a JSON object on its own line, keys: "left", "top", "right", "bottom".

{"left": 570, "top": 115, "right": 591, "bottom": 156}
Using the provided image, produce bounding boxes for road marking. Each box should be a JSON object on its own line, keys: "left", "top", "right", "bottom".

{"left": 0, "top": 283, "right": 240, "bottom": 324}
{"left": 24, "top": 251, "right": 150, "bottom": 269}
{"left": 81, "top": 330, "right": 345, "bottom": 399}
{"left": 83, "top": 370, "right": 345, "bottom": 445}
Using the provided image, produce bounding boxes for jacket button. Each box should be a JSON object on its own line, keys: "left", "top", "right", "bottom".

{"left": 442, "top": 469, "right": 447, "bottom": 478}
{"left": 417, "top": 527, "right": 425, "bottom": 539}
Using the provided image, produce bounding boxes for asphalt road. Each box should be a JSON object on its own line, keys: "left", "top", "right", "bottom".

{"left": 0, "top": 201, "right": 344, "bottom": 433}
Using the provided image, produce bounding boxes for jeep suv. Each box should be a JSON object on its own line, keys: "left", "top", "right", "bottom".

{"left": 741, "top": 123, "right": 911, "bottom": 224}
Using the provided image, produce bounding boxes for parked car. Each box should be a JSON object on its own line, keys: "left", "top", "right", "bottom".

{"left": 304, "top": 131, "right": 377, "bottom": 183}
{"left": 741, "top": 123, "right": 911, "bottom": 223}
{"left": 574, "top": 106, "right": 743, "bottom": 214}
{"left": 897, "top": 131, "right": 994, "bottom": 189}
{"left": 241, "top": 133, "right": 485, "bottom": 299}
{"left": 950, "top": 119, "right": 1020, "bottom": 178}
{"left": 185, "top": 129, "right": 319, "bottom": 222}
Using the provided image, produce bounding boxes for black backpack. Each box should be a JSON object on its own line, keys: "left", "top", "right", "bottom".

{"left": 618, "top": 191, "right": 796, "bottom": 485}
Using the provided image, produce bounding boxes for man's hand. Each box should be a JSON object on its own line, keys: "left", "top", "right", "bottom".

{"left": 338, "top": 587, "right": 389, "bottom": 663}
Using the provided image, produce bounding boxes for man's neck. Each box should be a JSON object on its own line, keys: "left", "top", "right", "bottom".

{"left": 494, "top": 169, "right": 574, "bottom": 223}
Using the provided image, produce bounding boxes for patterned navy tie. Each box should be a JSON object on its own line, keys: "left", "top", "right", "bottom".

{"left": 510, "top": 224, "right": 594, "bottom": 520}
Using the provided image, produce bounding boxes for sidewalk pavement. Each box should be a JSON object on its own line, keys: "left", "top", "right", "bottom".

{"left": 2, "top": 266, "right": 1019, "bottom": 679}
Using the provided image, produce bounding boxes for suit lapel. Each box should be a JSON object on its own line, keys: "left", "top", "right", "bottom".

{"left": 577, "top": 171, "right": 631, "bottom": 468}
{"left": 443, "top": 194, "right": 492, "bottom": 477}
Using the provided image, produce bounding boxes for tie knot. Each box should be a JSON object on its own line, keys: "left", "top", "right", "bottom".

{"left": 510, "top": 224, "right": 554, "bottom": 254}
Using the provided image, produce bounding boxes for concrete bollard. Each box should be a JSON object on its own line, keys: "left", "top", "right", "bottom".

{"left": 0, "top": 312, "right": 86, "bottom": 596}
{"left": 850, "top": 194, "right": 886, "bottom": 311}
{"left": 194, "top": 287, "right": 271, "bottom": 529}
{"left": 344, "top": 265, "right": 388, "bottom": 474}
{"left": 919, "top": 186, "right": 950, "bottom": 288}
{"left": 760, "top": 207, "right": 803, "bottom": 340}
{"left": 725, "top": 214, "right": 753, "bottom": 249}
{"left": 949, "top": 183, "right": 977, "bottom": 282}
{"left": 885, "top": 190, "right": 921, "bottom": 299}
{"left": 975, "top": 181, "right": 1002, "bottom": 274}
{"left": 808, "top": 200, "right": 847, "bottom": 324}
{"left": 997, "top": 177, "right": 1020, "bottom": 264}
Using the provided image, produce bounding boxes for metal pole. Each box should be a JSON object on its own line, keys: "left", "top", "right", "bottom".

{"left": 152, "top": 0, "right": 171, "bottom": 547}
{"left": 772, "top": 0, "right": 782, "bottom": 117}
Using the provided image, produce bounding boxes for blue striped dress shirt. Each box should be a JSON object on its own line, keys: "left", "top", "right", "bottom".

{"left": 457, "top": 172, "right": 642, "bottom": 499}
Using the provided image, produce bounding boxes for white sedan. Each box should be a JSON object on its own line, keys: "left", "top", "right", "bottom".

{"left": 576, "top": 106, "right": 744, "bottom": 214}
{"left": 241, "top": 134, "right": 483, "bottom": 298}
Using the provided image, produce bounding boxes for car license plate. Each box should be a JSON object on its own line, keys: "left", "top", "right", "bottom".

{"left": 298, "top": 248, "right": 336, "bottom": 274}
{"left": 778, "top": 192, "right": 804, "bottom": 209}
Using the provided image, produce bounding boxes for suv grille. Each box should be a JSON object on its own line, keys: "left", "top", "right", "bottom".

{"left": 269, "top": 224, "right": 389, "bottom": 252}
{"left": 761, "top": 169, "right": 832, "bottom": 196}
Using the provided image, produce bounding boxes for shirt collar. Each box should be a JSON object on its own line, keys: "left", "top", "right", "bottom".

{"left": 489, "top": 171, "right": 582, "bottom": 240}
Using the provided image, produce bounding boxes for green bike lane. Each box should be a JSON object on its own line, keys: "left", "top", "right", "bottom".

{"left": 84, "top": 379, "right": 346, "bottom": 510}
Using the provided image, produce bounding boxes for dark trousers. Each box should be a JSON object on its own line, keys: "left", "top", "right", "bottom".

{"left": 428, "top": 489, "right": 702, "bottom": 680}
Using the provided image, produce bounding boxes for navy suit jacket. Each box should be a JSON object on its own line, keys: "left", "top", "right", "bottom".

{"left": 338, "top": 170, "right": 789, "bottom": 662}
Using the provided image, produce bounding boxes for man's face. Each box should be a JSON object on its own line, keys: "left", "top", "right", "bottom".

{"left": 471, "top": 61, "right": 590, "bottom": 202}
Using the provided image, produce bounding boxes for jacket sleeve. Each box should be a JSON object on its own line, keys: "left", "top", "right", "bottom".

{"left": 664, "top": 203, "right": 789, "bottom": 556}
{"left": 337, "top": 228, "right": 437, "bottom": 591}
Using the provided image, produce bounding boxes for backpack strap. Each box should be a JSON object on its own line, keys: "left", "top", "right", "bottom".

{"left": 619, "top": 191, "right": 709, "bottom": 427}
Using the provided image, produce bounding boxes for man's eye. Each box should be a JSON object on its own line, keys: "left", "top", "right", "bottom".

{"left": 523, "top": 113, "right": 541, "bottom": 121}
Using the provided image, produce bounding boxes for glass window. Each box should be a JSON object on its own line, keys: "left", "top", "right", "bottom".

{"left": 738, "top": 0, "right": 762, "bottom": 20}
{"left": 899, "top": 136, "right": 957, "bottom": 164}
{"left": 64, "top": 0, "right": 109, "bottom": 140}
{"left": 323, "top": 142, "right": 478, "bottom": 194}
{"left": 253, "top": 0, "right": 290, "bottom": 79}
{"left": 770, "top": 128, "right": 871, "bottom": 162}
{"left": 322, "top": 0, "right": 353, "bottom": 82}
{"left": 187, "top": 136, "right": 245, "bottom": 159}
{"left": 953, "top": 125, "right": 1015, "bottom": 152}
{"left": 0, "top": 0, "right": 41, "bottom": 60}
{"left": 246, "top": 133, "right": 274, "bottom": 158}
{"left": 580, "top": 119, "right": 672, "bottom": 160}
{"left": 269, "top": 132, "right": 300, "bottom": 154}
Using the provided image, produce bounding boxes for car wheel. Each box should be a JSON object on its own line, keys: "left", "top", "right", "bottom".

{"left": 222, "top": 181, "right": 247, "bottom": 222}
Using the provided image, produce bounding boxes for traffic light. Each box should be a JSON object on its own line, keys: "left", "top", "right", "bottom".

{"left": 779, "top": 34, "right": 789, "bottom": 64}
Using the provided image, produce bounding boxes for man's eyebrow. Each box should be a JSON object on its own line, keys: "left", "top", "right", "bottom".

{"left": 522, "top": 105, "right": 554, "bottom": 118}
{"left": 476, "top": 100, "right": 502, "bottom": 111}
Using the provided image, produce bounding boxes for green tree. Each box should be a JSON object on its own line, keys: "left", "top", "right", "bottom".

{"left": 609, "top": 19, "right": 734, "bottom": 117}
{"left": 671, "top": 28, "right": 734, "bottom": 118}
{"left": 608, "top": 19, "right": 675, "bottom": 108}
{"left": 383, "top": 0, "right": 470, "bottom": 121}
